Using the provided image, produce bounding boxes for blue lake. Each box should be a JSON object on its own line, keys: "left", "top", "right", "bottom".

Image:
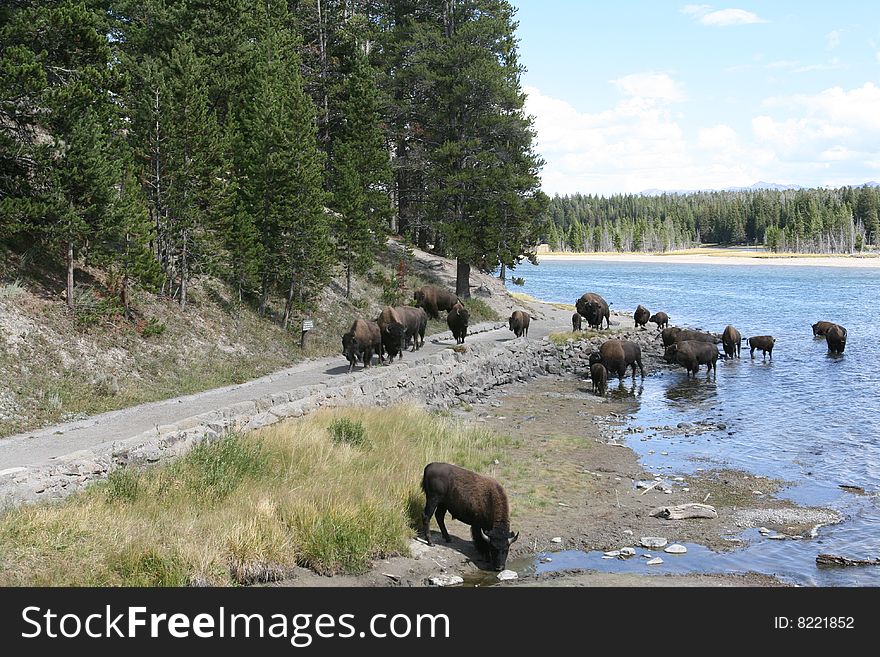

{"left": 514, "top": 258, "right": 880, "bottom": 586}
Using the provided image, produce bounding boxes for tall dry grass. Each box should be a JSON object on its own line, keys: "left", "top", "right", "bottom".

{"left": 0, "top": 405, "right": 505, "bottom": 586}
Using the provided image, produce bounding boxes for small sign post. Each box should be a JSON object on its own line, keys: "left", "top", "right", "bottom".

{"left": 301, "top": 317, "right": 314, "bottom": 350}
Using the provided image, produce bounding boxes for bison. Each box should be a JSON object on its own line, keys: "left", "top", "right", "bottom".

{"left": 508, "top": 310, "right": 530, "bottom": 338}
{"left": 661, "top": 327, "right": 719, "bottom": 347}
{"left": 634, "top": 305, "right": 650, "bottom": 329}
{"left": 414, "top": 285, "right": 460, "bottom": 320}
{"left": 825, "top": 324, "right": 847, "bottom": 354}
{"left": 595, "top": 339, "right": 644, "bottom": 380}
{"left": 665, "top": 340, "right": 718, "bottom": 377}
{"left": 447, "top": 301, "right": 470, "bottom": 344}
{"left": 748, "top": 335, "right": 775, "bottom": 360}
{"left": 394, "top": 305, "right": 428, "bottom": 351}
{"left": 721, "top": 325, "right": 742, "bottom": 359}
{"left": 649, "top": 312, "right": 669, "bottom": 329}
{"left": 421, "top": 462, "right": 519, "bottom": 571}
{"left": 571, "top": 312, "right": 583, "bottom": 332}
{"left": 812, "top": 321, "right": 837, "bottom": 337}
{"left": 376, "top": 306, "right": 407, "bottom": 363}
{"left": 576, "top": 292, "right": 610, "bottom": 330}
{"left": 341, "top": 319, "right": 382, "bottom": 372}
{"left": 590, "top": 362, "right": 608, "bottom": 396}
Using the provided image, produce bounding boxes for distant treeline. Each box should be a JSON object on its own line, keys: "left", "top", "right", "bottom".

{"left": 543, "top": 186, "right": 880, "bottom": 254}
{"left": 0, "top": 0, "right": 546, "bottom": 320}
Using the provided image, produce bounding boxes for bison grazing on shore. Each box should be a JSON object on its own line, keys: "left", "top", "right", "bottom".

{"left": 590, "top": 362, "right": 608, "bottom": 396}
{"left": 571, "top": 312, "right": 582, "bottom": 332}
{"left": 421, "top": 462, "right": 519, "bottom": 571}
{"left": 414, "top": 285, "right": 460, "bottom": 320}
{"left": 376, "top": 306, "right": 407, "bottom": 363}
{"left": 649, "top": 312, "right": 669, "bottom": 329}
{"left": 748, "top": 335, "right": 775, "bottom": 360}
{"left": 825, "top": 324, "right": 847, "bottom": 354}
{"left": 576, "top": 292, "right": 610, "bottom": 330}
{"left": 341, "top": 319, "right": 382, "bottom": 372}
{"left": 508, "top": 310, "right": 530, "bottom": 338}
{"left": 634, "top": 305, "right": 650, "bottom": 329}
{"left": 665, "top": 340, "right": 718, "bottom": 377}
{"left": 394, "top": 305, "right": 428, "bottom": 351}
{"left": 447, "top": 301, "right": 470, "bottom": 344}
{"left": 721, "top": 325, "right": 742, "bottom": 359}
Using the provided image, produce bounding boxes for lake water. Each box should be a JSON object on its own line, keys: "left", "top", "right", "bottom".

{"left": 515, "top": 258, "right": 880, "bottom": 586}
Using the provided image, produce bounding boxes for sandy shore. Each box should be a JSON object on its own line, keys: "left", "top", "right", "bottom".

{"left": 537, "top": 252, "right": 880, "bottom": 268}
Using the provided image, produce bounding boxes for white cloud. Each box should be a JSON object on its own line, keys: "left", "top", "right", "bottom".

{"left": 793, "top": 58, "right": 843, "bottom": 73}
{"left": 681, "top": 5, "right": 768, "bottom": 26}
{"left": 611, "top": 72, "right": 685, "bottom": 101}
{"left": 826, "top": 30, "right": 841, "bottom": 49}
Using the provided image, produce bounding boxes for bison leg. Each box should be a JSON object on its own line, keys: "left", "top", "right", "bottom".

{"left": 422, "top": 496, "right": 441, "bottom": 546}
{"left": 434, "top": 506, "right": 451, "bottom": 542}
{"left": 750, "top": 346, "right": 756, "bottom": 359}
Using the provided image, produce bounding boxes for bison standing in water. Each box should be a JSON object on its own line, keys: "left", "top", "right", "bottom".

{"left": 649, "top": 312, "right": 669, "bottom": 329}
{"left": 341, "top": 319, "right": 382, "bottom": 371}
{"left": 576, "top": 292, "right": 610, "bottom": 330}
{"left": 748, "top": 335, "right": 775, "bottom": 359}
{"left": 721, "top": 325, "right": 742, "bottom": 359}
{"left": 508, "top": 310, "right": 531, "bottom": 338}
{"left": 634, "top": 305, "right": 650, "bottom": 329}
{"left": 447, "top": 301, "right": 470, "bottom": 344}
{"left": 812, "top": 321, "right": 836, "bottom": 336}
{"left": 825, "top": 324, "right": 847, "bottom": 354}
{"left": 421, "top": 462, "right": 519, "bottom": 571}
{"left": 665, "top": 340, "right": 718, "bottom": 377}
{"left": 594, "top": 339, "right": 644, "bottom": 380}
{"left": 414, "top": 285, "right": 460, "bottom": 320}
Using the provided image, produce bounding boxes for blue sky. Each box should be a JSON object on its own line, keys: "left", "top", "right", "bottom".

{"left": 511, "top": 1, "right": 880, "bottom": 195}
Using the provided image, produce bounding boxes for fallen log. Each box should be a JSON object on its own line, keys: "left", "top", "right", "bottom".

{"left": 649, "top": 503, "right": 718, "bottom": 520}
{"left": 816, "top": 554, "right": 880, "bottom": 567}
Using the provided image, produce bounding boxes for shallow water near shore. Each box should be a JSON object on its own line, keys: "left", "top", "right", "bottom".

{"left": 512, "top": 259, "right": 880, "bottom": 586}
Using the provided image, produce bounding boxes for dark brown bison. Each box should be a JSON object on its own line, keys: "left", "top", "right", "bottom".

{"left": 721, "top": 325, "right": 742, "bottom": 359}
{"left": 571, "top": 312, "right": 583, "bottom": 332}
{"left": 508, "top": 310, "right": 530, "bottom": 338}
{"left": 590, "top": 362, "right": 607, "bottom": 396}
{"left": 447, "top": 301, "right": 470, "bottom": 344}
{"left": 376, "top": 306, "right": 407, "bottom": 363}
{"left": 665, "top": 340, "right": 718, "bottom": 377}
{"left": 414, "top": 285, "right": 460, "bottom": 320}
{"left": 634, "top": 305, "right": 650, "bottom": 329}
{"left": 661, "top": 327, "right": 719, "bottom": 347}
{"left": 596, "top": 339, "right": 644, "bottom": 380}
{"left": 812, "top": 321, "right": 836, "bottom": 336}
{"left": 341, "top": 319, "right": 382, "bottom": 372}
{"left": 825, "top": 324, "right": 847, "bottom": 354}
{"left": 421, "top": 462, "right": 519, "bottom": 571}
{"left": 748, "top": 335, "right": 775, "bottom": 359}
{"left": 649, "top": 312, "right": 669, "bottom": 329}
{"left": 576, "top": 292, "right": 610, "bottom": 330}
{"left": 394, "top": 305, "right": 428, "bottom": 351}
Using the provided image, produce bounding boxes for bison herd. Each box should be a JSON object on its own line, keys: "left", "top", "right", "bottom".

{"left": 569, "top": 292, "right": 849, "bottom": 393}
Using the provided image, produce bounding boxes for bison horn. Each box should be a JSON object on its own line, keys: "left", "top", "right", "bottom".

{"left": 480, "top": 529, "right": 490, "bottom": 543}
{"left": 508, "top": 532, "right": 519, "bottom": 545}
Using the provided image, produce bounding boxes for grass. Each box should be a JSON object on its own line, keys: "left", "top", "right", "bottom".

{"left": 0, "top": 406, "right": 507, "bottom": 586}
{"left": 548, "top": 329, "right": 620, "bottom": 346}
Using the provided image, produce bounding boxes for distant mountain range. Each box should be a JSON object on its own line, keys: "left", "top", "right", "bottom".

{"left": 638, "top": 181, "right": 880, "bottom": 196}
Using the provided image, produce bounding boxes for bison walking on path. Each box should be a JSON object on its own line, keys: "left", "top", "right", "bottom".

{"left": 508, "top": 310, "right": 531, "bottom": 338}
{"left": 341, "top": 319, "right": 382, "bottom": 371}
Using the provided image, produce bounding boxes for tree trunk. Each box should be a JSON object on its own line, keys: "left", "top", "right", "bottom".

{"left": 66, "top": 240, "right": 74, "bottom": 309}
{"left": 455, "top": 258, "right": 470, "bottom": 299}
{"left": 122, "top": 273, "right": 130, "bottom": 319}
{"left": 179, "top": 227, "right": 188, "bottom": 311}
{"left": 259, "top": 277, "right": 269, "bottom": 316}
{"left": 282, "top": 278, "right": 296, "bottom": 330}
{"left": 498, "top": 263, "right": 506, "bottom": 281}
{"left": 346, "top": 244, "right": 352, "bottom": 297}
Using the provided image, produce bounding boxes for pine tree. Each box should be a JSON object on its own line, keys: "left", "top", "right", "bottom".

{"left": 329, "top": 51, "right": 392, "bottom": 297}
{"left": 235, "top": 4, "right": 330, "bottom": 326}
